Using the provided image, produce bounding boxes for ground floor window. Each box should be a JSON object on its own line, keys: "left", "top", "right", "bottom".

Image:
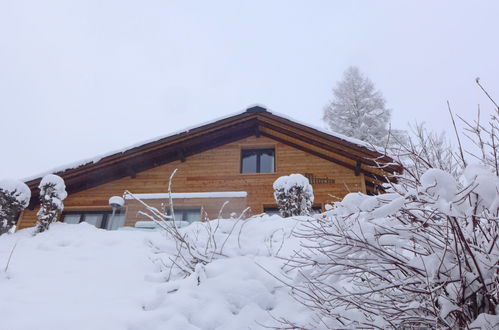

{"left": 62, "top": 211, "right": 125, "bottom": 230}
{"left": 263, "top": 207, "right": 280, "bottom": 216}
{"left": 311, "top": 206, "right": 323, "bottom": 214}
{"left": 168, "top": 208, "right": 201, "bottom": 224}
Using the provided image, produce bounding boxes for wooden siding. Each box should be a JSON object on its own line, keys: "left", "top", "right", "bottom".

{"left": 18, "top": 135, "right": 364, "bottom": 229}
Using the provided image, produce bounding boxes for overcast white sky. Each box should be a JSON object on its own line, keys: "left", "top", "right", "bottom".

{"left": 1, "top": 1, "right": 498, "bottom": 180}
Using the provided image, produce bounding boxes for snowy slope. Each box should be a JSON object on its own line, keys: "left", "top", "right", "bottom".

{"left": 0, "top": 216, "right": 310, "bottom": 330}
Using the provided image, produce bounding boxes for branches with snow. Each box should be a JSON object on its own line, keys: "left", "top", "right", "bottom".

{"left": 0, "top": 180, "right": 31, "bottom": 235}
{"left": 273, "top": 174, "right": 314, "bottom": 217}
{"left": 288, "top": 82, "right": 499, "bottom": 329}
{"left": 125, "top": 170, "right": 251, "bottom": 281}
{"left": 385, "top": 122, "right": 459, "bottom": 183}
{"left": 34, "top": 174, "right": 67, "bottom": 234}
{"left": 290, "top": 165, "right": 498, "bottom": 328}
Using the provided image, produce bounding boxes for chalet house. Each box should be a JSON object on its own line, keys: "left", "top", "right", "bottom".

{"left": 16, "top": 106, "right": 399, "bottom": 230}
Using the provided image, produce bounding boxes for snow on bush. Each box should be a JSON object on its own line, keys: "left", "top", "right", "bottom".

{"left": 273, "top": 173, "right": 314, "bottom": 217}
{"left": 34, "top": 174, "right": 67, "bottom": 234}
{"left": 0, "top": 179, "right": 31, "bottom": 235}
{"left": 289, "top": 164, "right": 498, "bottom": 329}
{"left": 288, "top": 87, "right": 499, "bottom": 329}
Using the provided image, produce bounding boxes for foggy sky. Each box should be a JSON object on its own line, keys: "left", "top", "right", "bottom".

{"left": 1, "top": 1, "right": 498, "bottom": 180}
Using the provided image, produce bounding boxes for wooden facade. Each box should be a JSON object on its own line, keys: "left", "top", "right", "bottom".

{"left": 16, "top": 107, "right": 400, "bottom": 229}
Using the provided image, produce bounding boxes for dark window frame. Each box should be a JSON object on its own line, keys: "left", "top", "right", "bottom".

{"left": 263, "top": 205, "right": 323, "bottom": 216}
{"left": 263, "top": 207, "right": 280, "bottom": 215}
{"left": 240, "top": 148, "right": 275, "bottom": 173}
{"left": 311, "top": 205, "right": 323, "bottom": 214}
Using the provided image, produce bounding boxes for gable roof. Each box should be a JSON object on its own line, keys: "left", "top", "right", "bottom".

{"left": 24, "top": 106, "right": 400, "bottom": 207}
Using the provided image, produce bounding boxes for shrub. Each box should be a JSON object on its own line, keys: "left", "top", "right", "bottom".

{"left": 287, "top": 81, "right": 499, "bottom": 329}
{"left": 34, "top": 174, "right": 67, "bottom": 234}
{"left": 273, "top": 174, "right": 314, "bottom": 217}
{"left": 0, "top": 180, "right": 31, "bottom": 235}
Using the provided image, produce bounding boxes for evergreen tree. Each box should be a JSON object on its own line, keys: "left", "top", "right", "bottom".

{"left": 323, "top": 66, "right": 391, "bottom": 145}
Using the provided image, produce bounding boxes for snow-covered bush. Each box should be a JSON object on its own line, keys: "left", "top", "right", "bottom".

{"left": 34, "top": 174, "right": 67, "bottom": 234}
{"left": 291, "top": 166, "right": 499, "bottom": 328}
{"left": 273, "top": 174, "right": 314, "bottom": 217}
{"left": 0, "top": 180, "right": 31, "bottom": 235}
{"left": 289, "top": 83, "right": 499, "bottom": 329}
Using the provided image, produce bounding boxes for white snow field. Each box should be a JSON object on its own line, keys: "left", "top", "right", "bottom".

{"left": 0, "top": 216, "right": 310, "bottom": 330}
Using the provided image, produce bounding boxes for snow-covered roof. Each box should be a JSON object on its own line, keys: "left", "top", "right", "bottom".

{"left": 22, "top": 110, "right": 248, "bottom": 181}
{"left": 269, "top": 110, "right": 371, "bottom": 148}
{"left": 23, "top": 106, "right": 379, "bottom": 184}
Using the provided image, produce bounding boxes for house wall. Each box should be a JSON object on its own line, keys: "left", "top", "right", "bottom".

{"left": 17, "top": 135, "right": 365, "bottom": 229}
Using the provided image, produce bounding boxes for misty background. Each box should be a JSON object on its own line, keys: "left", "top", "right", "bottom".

{"left": 1, "top": 0, "right": 498, "bottom": 179}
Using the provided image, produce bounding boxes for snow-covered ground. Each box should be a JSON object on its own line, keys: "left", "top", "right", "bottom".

{"left": 0, "top": 216, "right": 310, "bottom": 330}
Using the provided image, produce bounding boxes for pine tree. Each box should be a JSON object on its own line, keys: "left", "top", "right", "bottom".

{"left": 323, "top": 66, "right": 391, "bottom": 145}
{"left": 34, "top": 174, "right": 67, "bottom": 234}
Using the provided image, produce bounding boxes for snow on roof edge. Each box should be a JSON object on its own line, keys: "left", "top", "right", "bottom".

{"left": 22, "top": 107, "right": 374, "bottom": 183}
{"left": 268, "top": 109, "right": 372, "bottom": 149}
{"left": 21, "top": 109, "right": 248, "bottom": 182}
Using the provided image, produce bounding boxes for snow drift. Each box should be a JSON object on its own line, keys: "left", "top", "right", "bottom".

{"left": 0, "top": 216, "right": 310, "bottom": 330}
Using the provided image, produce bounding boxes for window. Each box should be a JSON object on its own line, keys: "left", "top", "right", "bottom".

{"left": 311, "top": 206, "right": 323, "bottom": 214}
{"left": 263, "top": 207, "right": 280, "bottom": 216}
{"left": 167, "top": 208, "right": 201, "bottom": 224}
{"left": 175, "top": 208, "right": 201, "bottom": 223}
{"left": 263, "top": 205, "right": 323, "bottom": 216}
{"left": 241, "top": 148, "right": 275, "bottom": 173}
{"left": 62, "top": 211, "right": 125, "bottom": 230}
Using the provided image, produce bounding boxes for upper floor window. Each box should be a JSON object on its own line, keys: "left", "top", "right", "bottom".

{"left": 241, "top": 148, "right": 275, "bottom": 173}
